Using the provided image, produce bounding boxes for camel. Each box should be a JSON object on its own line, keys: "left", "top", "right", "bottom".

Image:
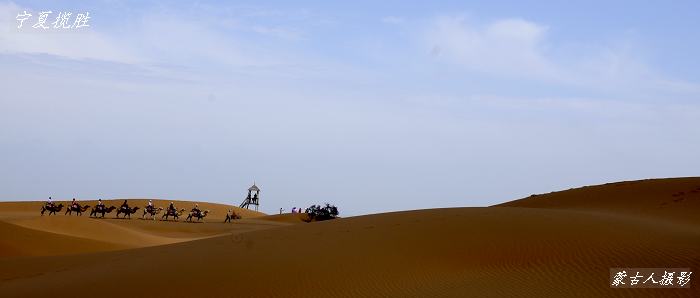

{"left": 90, "top": 206, "right": 116, "bottom": 218}
{"left": 224, "top": 211, "right": 240, "bottom": 223}
{"left": 65, "top": 204, "right": 90, "bottom": 216}
{"left": 142, "top": 206, "right": 163, "bottom": 220}
{"left": 116, "top": 206, "right": 140, "bottom": 219}
{"left": 186, "top": 210, "right": 209, "bottom": 222}
{"left": 161, "top": 208, "right": 185, "bottom": 221}
{"left": 40, "top": 203, "right": 64, "bottom": 216}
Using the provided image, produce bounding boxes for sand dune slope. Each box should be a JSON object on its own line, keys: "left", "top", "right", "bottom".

{"left": 0, "top": 178, "right": 698, "bottom": 297}
{"left": 256, "top": 213, "right": 311, "bottom": 223}
{"left": 1, "top": 207, "right": 697, "bottom": 297}
{"left": 0, "top": 221, "right": 127, "bottom": 257}
{"left": 497, "top": 177, "right": 700, "bottom": 225}
{"left": 6, "top": 215, "right": 194, "bottom": 248}
{"left": 0, "top": 200, "right": 278, "bottom": 256}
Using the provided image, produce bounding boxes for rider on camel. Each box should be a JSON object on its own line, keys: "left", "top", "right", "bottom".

{"left": 97, "top": 198, "right": 105, "bottom": 211}
{"left": 225, "top": 209, "right": 238, "bottom": 222}
{"left": 191, "top": 204, "right": 201, "bottom": 216}
{"left": 168, "top": 202, "right": 176, "bottom": 214}
{"left": 147, "top": 199, "right": 154, "bottom": 212}
{"left": 71, "top": 198, "right": 78, "bottom": 209}
{"left": 46, "top": 196, "right": 54, "bottom": 208}
{"left": 120, "top": 199, "right": 129, "bottom": 211}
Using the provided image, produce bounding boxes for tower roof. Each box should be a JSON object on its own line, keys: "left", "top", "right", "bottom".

{"left": 248, "top": 183, "right": 260, "bottom": 192}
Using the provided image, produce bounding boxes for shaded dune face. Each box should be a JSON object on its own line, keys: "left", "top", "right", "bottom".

{"left": 497, "top": 177, "right": 700, "bottom": 225}
{"left": 0, "top": 199, "right": 273, "bottom": 256}
{"left": 0, "top": 221, "right": 128, "bottom": 257}
{"left": 0, "top": 178, "right": 699, "bottom": 297}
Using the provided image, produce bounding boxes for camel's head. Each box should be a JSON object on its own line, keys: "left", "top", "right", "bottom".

{"left": 203, "top": 210, "right": 210, "bottom": 215}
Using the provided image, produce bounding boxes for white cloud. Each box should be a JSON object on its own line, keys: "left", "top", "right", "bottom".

{"left": 0, "top": 2, "right": 139, "bottom": 63}
{"left": 425, "top": 15, "right": 700, "bottom": 98}
{"left": 427, "top": 16, "right": 559, "bottom": 80}
{"left": 0, "top": 2, "right": 311, "bottom": 70}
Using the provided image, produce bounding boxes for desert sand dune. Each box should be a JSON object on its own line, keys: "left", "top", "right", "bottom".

{"left": 0, "top": 199, "right": 276, "bottom": 253}
{"left": 0, "top": 178, "right": 698, "bottom": 297}
{"left": 497, "top": 177, "right": 700, "bottom": 225}
{"left": 7, "top": 215, "right": 198, "bottom": 247}
{"left": 0, "top": 221, "right": 128, "bottom": 257}
{"left": 257, "top": 212, "right": 311, "bottom": 223}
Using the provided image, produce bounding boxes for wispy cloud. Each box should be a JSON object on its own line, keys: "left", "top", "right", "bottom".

{"left": 426, "top": 16, "right": 559, "bottom": 80}
{"left": 1, "top": 2, "right": 700, "bottom": 215}
{"left": 0, "top": 2, "right": 314, "bottom": 71}
{"left": 0, "top": 2, "right": 140, "bottom": 63}
{"left": 424, "top": 15, "right": 700, "bottom": 99}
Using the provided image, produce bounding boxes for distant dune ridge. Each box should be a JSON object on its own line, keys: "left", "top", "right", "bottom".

{"left": 0, "top": 178, "right": 698, "bottom": 297}
{"left": 496, "top": 177, "right": 700, "bottom": 225}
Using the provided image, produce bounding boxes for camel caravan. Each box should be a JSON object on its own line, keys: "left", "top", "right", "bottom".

{"left": 41, "top": 197, "right": 223, "bottom": 223}
{"left": 40, "top": 184, "right": 257, "bottom": 223}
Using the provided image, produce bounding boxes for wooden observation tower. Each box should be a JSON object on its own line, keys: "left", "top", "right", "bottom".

{"left": 239, "top": 182, "right": 260, "bottom": 211}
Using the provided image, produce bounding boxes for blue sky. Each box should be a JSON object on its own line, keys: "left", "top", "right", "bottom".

{"left": 1, "top": 1, "right": 699, "bottom": 215}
